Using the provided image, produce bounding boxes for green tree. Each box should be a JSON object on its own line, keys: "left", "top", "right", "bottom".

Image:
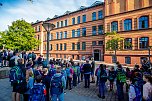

{"left": 0, "top": 19, "right": 40, "bottom": 51}
{"left": 105, "top": 31, "right": 131, "bottom": 63}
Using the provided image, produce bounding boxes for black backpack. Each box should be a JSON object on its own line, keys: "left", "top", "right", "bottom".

{"left": 9, "top": 58, "right": 15, "bottom": 67}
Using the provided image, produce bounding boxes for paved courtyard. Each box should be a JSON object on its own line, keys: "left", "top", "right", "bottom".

{"left": 0, "top": 78, "right": 128, "bottom": 101}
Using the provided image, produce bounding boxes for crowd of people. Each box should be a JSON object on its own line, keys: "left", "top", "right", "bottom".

{"left": 1, "top": 50, "right": 151, "bottom": 101}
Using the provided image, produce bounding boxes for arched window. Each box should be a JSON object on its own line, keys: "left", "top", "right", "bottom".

{"left": 139, "top": 16, "right": 149, "bottom": 29}
{"left": 139, "top": 37, "right": 149, "bottom": 49}
{"left": 124, "top": 19, "right": 132, "bottom": 31}
{"left": 111, "top": 21, "right": 118, "bottom": 32}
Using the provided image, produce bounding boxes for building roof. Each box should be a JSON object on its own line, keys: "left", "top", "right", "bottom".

{"left": 32, "top": 1, "right": 104, "bottom": 25}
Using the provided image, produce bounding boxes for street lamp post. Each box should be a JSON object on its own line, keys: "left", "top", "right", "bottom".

{"left": 42, "top": 22, "right": 55, "bottom": 64}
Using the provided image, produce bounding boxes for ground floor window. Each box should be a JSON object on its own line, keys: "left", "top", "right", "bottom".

{"left": 64, "top": 55, "right": 66, "bottom": 59}
{"left": 72, "top": 55, "right": 74, "bottom": 59}
{"left": 112, "top": 55, "right": 117, "bottom": 63}
{"left": 125, "top": 57, "right": 131, "bottom": 64}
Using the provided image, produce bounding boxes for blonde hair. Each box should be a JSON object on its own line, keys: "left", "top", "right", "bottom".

{"left": 29, "top": 70, "right": 33, "bottom": 77}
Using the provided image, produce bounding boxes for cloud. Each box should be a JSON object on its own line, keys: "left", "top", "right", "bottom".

{"left": 0, "top": 0, "right": 100, "bottom": 31}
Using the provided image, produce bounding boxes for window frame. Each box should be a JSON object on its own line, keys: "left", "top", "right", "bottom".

{"left": 124, "top": 19, "right": 132, "bottom": 31}
{"left": 111, "top": 21, "right": 118, "bottom": 32}
{"left": 139, "top": 37, "right": 149, "bottom": 49}
{"left": 124, "top": 38, "right": 132, "bottom": 50}
{"left": 98, "top": 25, "right": 103, "bottom": 35}
{"left": 77, "top": 16, "right": 81, "bottom": 24}
{"left": 139, "top": 16, "right": 149, "bottom": 29}
{"left": 77, "top": 42, "right": 80, "bottom": 50}
{"left": 82, "top": 15, "right": 86, "bottom": 23}
{"left": 125, "top": 57, "right": 131, "bottom": 64}
{"left": 82, "top": 42, "right": 86, "bottom": 50}
{"left": 72, "top": 43, "right": 75, "bottom": 50}
{"left": 92, "top": 26, "right": 97, "bottom": 35}
{"left": 72, "top": 30, "right": 75, "bottom": 38}
{"left": 98, "top": 10, "right": 103, "bottom": 19}
{"left": 92, "top": 12, "right": 96, "bottom": 21}
{"left": 82, "top": 27, "right": 86, "bottom": 37}
{"left": 72, "top": 18, "right": 75, "bottom": 25}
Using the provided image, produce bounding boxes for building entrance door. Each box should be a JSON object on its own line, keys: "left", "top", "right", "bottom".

{"left": 94, "top": 49, "right": 100, "bottom": 61}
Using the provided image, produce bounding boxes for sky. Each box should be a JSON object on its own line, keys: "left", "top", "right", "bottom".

{"left": 0, "top": 0, "right": 104, "bottom": 31}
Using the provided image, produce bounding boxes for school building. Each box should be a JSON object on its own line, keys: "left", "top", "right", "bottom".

{"left": 32, "top": 0, "right": 152, "bottom": 66}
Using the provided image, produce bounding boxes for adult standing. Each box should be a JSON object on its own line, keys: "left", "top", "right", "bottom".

{"left": 115, "top": 64, "right": 126, "bottom": 101}
{"left": 82, "top": 60, "right": 92, "bottom": 88}
{"left": 91, "top": 58, "right": 95, "bottom": 83}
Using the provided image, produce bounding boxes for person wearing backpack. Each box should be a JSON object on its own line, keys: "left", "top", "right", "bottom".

{"left": 72, "top": 63, "right": 78, "bottom": 87}
{"left": 143, "top": 74, "right": 152, "bottom": 101}
{"left": 9, "top": 51, "right": 20, "bottom": 67}
{"left": 116, "top": 64, "right": 126, "bottom": 101}
{"left": 97, "top": 64, "right": 107, "bottom": 99}
{"left": 30, "top": 75, "right": 46, "bottom": 101}
{"left": 128, "top": 78, "right": 142, "bottom": 101}
{"left": 108, "top": 66, "right": 116, "bottom": 91}
{"left": 10, "top": 59, "right": 25, "bottom": 101}
{"left": 65, "top": 63, "right": 73, "bottom": 90}
{"left": 50, "top": 66, "right": 66, "bottom": 101}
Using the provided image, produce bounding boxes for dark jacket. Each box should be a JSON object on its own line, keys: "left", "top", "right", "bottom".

{"left": 82, "top": 63, "right": 92, "bottom": 74}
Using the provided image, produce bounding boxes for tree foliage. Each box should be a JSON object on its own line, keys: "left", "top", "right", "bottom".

{"left": 106, "top": 31, "right": 131, "bottom": 51}
{"left": 0, "top": 19, "right": 40, "bottom": 51}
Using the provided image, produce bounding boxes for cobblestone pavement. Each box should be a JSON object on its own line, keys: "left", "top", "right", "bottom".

{"left": 0, "top": 78, "right": 128, "bottom": 101}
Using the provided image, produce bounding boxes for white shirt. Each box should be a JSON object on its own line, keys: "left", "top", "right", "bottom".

{"left": 143, "top": 82, "right": 152, "bottom": 100}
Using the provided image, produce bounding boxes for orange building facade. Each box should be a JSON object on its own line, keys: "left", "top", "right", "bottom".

{"left": 104, "top": 0, "right": 152, "bottom": 66}
{"left": 32, "top": 1, "right": 105, "bottom": 61}
{"left": 32, "top": 0, "right": 152, "bottom": 66}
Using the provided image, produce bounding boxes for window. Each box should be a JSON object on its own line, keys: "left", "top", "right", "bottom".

{"left": 59, "top": 32, "right": 62, "bottom": 39}
{"left": 61, "top": 21, "right": 63, "bottom": 27}
{"left": 49, "top": 34, "right": 53, "bottom": 40}
{"left": 82, "top": 15, "right": 86, "bottom": 23}
{"left": 82, "top": 42, "right": 86, "bottom": 50}
{"left": 60, "top": 54, "right": 62, "bottom": 58}
{"left": 65, "top": 20, "right": 67, "bottom": 26}
{"left": 139, "top": 16, "right": 149, "bottom": 29}
{"left": 50, "top": 44, "right": 52, "bottom": 50}
{"left": 64, "top": 31, "right": 67, "bottom": 38}
{"left": 98, "top": 10, "right": 103, "bottom": 19}
{"left": 72, "top": 30, "right": 75, "bottom": 38}
{"left": 125, "top": 57, "right": 131, "bottom": 64}
{"left": 64, "top": 43, "right": 66, "bottom": 50}
{"left": 98, "top": 25, "right": 103, "bottom": 34}
{"left": 60, "top": 44, "right": 62, "bottom": 50}
{"left": 92, "top": 12, "right": 96, "bottom": 21}
{"left": 124, "top": 38, "right": 132, "bottom": 49}
{"left": 77, "top": 16, "right": 80, "bottom": 24}
{"left": 72, "top": 55, "right": 74, "bottom": 59}
{"left": 72, "top": 18, "right": 75, "bottom": 25}
{"left": 98, "top": 41, "right": 103, "bottom": 46}
{"left": 56, "top": 44, "right": 58, "bottom": 50}
{"left": 124, "top": 19, "right": 132, "bottom": 31}
{"left": 92, "top": 41, "right": 96, "bottom": 46}
{"left": 77, "top": 42, "right": 80, "bottom": 50}
{"left": 92, "top": 26, "right": 97, "bottom": 35}
{"left": 139, "top": 37, "right": 149, "bottom": 49}
{"left": 82, "top": 27, "right": 86, "bottom": 37}
{"left": 77, "top": 29, "right": 80, "bottom": 37}
{"left": 111, "top": 21, "right": 118, "bottom": 32}
{"left": 57, "top": 22, "right": 59, "bottom": 28}
{"left": 37, "top": 26, "right": 40, "bottom": 32}
{"left": 72, "top": 43, "right": 75, "bottom": 50}
{"left": 56, "top": 32, "right": 59, "bottom": 39}
{"left": 112, "top": 55, "right": 117, "bottom": 63}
